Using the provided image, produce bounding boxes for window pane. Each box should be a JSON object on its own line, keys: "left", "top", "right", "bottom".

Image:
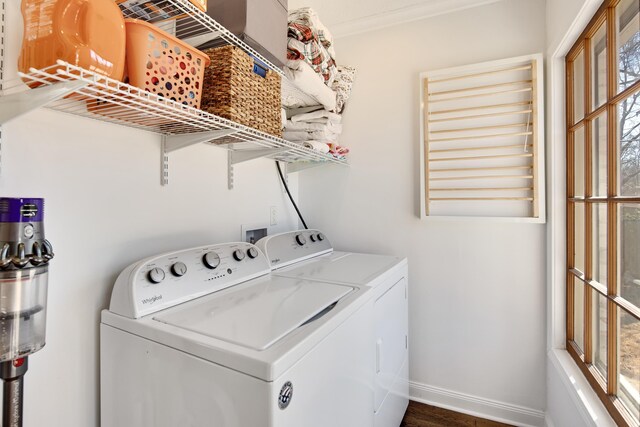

{"left": 575, "top": 202, "right": 586, "bottom": 273}
{"left": 593, "top": 203, "right": 608, "bottom": 285}
{"left": 592, "top": 292, "right": 608, "bottom": 381}
{"left": 620, "top": 204, "right": 640, "bottom": 308}
{"left": 593, "top": 114, "right": 608, "bottom": 197}
{"left": 574, "top": 276, "right": 585, "bottom": 353}
{"left": 619, "top": 309, "right": 639, "bottom": 424}
{"left": 575, "top": 125, "right": 586, "bottom": 198}
{"left": 617, "top": 0, "right": 640, "bottom": 93}
{"left": 592, "top": 24, "right": 608, "bottom": 109}
{"left": 574, "top": 51, "right": 586, "bottom": 123}
{"left": 619, "top": 90, "right": 640, "bottom": 196}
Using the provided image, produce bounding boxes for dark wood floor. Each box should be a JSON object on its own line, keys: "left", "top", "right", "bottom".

{"left": 401, "top": 401, "right": 514, "bottom": 427}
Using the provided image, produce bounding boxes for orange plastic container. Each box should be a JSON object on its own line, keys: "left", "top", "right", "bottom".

{"left": 19, "top": 0, "right": 126, "bottom": 83}
{"left": 124, "top": 19, "right": 211, "bottom": 108}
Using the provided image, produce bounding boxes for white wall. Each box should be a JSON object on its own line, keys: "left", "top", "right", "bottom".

{"left": 298, "top": 1, "right": 547, "bottom": 425}
{"left": 0, "top": 2, "right": 300, "bottom": 425}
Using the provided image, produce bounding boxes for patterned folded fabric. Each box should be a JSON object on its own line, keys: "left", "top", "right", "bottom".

{"left": 328, "top": 143, "right": 350, "bottom": 159}
{"left": 331, "top": 66, "right": 357, "bottom": 114}
{"left": 288, "top": 8, "right": 337, "bottom": 85}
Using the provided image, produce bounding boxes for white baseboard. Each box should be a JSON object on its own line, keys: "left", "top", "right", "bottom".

{"left": 409, "top": 381, "right": 546, "bottom": 427}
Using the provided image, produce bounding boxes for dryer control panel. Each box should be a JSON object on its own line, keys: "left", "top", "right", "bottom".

{"left": 256, "top": 229, "right": 333, "bottom": 270}
{"left": 108, "top": 243, "right": 270, "bottom": 319}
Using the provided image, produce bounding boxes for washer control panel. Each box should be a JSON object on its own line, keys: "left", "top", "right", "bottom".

{"left": 109, "top": 242, "right": 270, "bottom": 319}
{"left": 256, "top": 229, "right": 332, "bottom": 270}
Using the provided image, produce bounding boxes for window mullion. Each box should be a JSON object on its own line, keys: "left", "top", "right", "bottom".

{"left": 584, "top": 33, "right": 594, "bottom": 362}
{"left": 605, "top": 2, "right": 618, "bottom": 397}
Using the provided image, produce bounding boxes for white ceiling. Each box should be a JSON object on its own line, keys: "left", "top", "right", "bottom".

{"left": 288, "top": 0, "right": 502, "bottom": 38}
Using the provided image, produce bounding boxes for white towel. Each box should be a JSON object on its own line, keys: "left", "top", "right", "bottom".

{"left": 283, "top": 60, "right": 337, "bottom": 111}
{"left": 302, "top": 141, "right": 330, "bottom": 153}
{"left": 284, "top": 129, "right": 339, "bottom": 142}
{"left": 281, "top": 108, "right": 287, "bottom": 130}
{"left": 291, "top": 109, "right": 342, "bottom": 124}
{"left": 285, "top": 120, "right": 342, "bottom": 134}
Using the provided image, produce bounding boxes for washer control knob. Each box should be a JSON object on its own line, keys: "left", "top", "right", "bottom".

{"left": 247, "top": 247, "right": 259, "bottom": 259}
{"left": 309, "top": 234, "right": 317, "bottom": 242}
{"left": 317, "top": 233, "right": 325, "bottom": 241}
{"left": 203, "top": 252, "right": 221, "bottom": 269}
{"left": 233, "top": 249, "right": 245, "bottom": 261}
{"left": 147, "top": 267, "right": 165, "bottom": 284}
{"left": 295, "top": 234, "right": 306, "bottom": 246}
{"left": 171, "top": 262, "right": 187, "bottom": 277}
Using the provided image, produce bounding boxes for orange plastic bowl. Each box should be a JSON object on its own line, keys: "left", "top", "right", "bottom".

{"left": 19, "top": 0, "right": 126, "bottom": 82}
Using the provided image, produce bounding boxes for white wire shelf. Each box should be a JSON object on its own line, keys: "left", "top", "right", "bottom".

{"left": 119, "top": 0, "right": 284, "bottom": 77}
{"left": 12, "top": 62, "right": 345, "bottom": 167}
{"left": 117, "top": 0, "right": 323, "bottom": 108}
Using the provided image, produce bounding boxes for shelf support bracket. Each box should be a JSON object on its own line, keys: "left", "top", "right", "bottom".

{"left": 161, "top": 129, "right": 240, "bottom": 186}
{"left": 0, "top": 81, "right": 87, "bottom": 125}
{"left": 230, "top": 148, "right": 290, "bottom": 165}
{"left": 164, "top": 129, "right": 239, "bottom": 153}
{"left": 286, "top": 161, "right": 326, "bottom": 174}
{"left": 228, "top": 148, "right": 291, "bottom": 190}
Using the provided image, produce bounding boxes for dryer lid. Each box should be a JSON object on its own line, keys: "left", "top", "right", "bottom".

{"left": 153, "top": 276, "right": 353, "bottom": 351}
{"left": 277, "top": 252, "right": 404, "bottom": 285}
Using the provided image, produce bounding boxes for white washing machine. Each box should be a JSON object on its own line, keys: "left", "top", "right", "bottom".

{"left": 100, "top": 242, "right": 376, "bottom": 427}
{"left": 256, "top": 230, "right": 409, "bottom": 427}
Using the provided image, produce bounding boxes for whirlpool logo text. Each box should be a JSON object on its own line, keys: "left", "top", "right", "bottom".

{"left": 142, "top": 295, "right": 163, "bottom": 305}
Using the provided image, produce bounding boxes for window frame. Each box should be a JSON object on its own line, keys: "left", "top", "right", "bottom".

{"left": 565, "top": 1, "right": 640, "bottom": 426}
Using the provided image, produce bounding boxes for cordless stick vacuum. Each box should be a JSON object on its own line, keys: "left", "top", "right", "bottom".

{"left": 0, "top": 198, "right": 54, "bottom": 427}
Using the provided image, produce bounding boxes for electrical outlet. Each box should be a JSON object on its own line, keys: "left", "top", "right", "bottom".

{"left": 270, "top": 206, "right": 278, "bottom": 226}
{"left": 242, "top": 225, "right": 268, "bottom": 245}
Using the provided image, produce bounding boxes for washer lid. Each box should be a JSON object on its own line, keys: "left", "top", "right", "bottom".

{"left": 153, "top": 276, "right": 353, "bottom": 351}
{"left": 276, "top": 252, "right": 404, "bottom": 286}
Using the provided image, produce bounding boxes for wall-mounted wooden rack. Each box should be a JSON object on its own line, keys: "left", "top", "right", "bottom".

{"left": 0, "top": 0, "right": 344, "bottom": 188}
{"left": 419, "top": 54, "right": 545, "bottom": 221}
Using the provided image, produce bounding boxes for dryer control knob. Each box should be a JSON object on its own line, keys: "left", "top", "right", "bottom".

{"left": 233, "top": 249, "right": 245, "bottom": 261}
{"left": 147, "top": 267, "right": 165, "bottom": 284}
{"left": 203, "top": 252, "right": 220, "bottom": 269}
{"left": 295, "top": 234, "right": 306, "bottom": 246}
{"left": 317, "top": 233, "right": 325, "bottom": 241}
{"left": 246, "top": 247, "right": 259, "bottom": 259}
{"left": 171, "top": 262, "right": 187, "bottom": 277}
{"left": 309, "top": 234, "right": 317, "bottom": 242}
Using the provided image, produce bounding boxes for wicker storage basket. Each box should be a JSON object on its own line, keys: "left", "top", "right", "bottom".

{"left": 201, "top": 46, "right": 282, "bottom": 138}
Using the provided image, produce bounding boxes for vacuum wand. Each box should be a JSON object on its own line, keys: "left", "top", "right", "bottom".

{"left": 1, "top": 357, "right": 28, "bottom": 427}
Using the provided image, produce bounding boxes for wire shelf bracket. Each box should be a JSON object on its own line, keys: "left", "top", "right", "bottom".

{"left": 286, "top": 161, "right": 326, "bottom": 174}
{"left": 0, "top": 81, "right": 87, "bottom": 125}
{"left": 228, "top": 148, "right": 291, "bottom": 190}
{"left": 164, "top": 129, "right": 239, "bottom": 153}
{"left": 161, "top": 129, "right": 241, "bottom": 185}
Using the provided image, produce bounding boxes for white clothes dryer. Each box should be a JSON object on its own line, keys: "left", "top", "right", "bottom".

{"left": 256, "top": 230, "right": 410, "bottom": 427}
{"left": 100, "top": 242, "right": 376, "bottom": 427}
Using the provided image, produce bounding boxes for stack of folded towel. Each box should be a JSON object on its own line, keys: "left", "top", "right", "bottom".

{"left": 283, "top": 108, "right": 349, "bottom": 160}
{"left": 283, "top": 8, "right": 356, "bottom": 160}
